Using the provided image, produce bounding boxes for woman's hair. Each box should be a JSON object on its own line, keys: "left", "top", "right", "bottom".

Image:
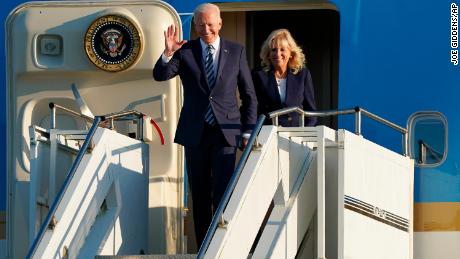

{"left": 259, "top": 29, "right": 306, "bottom": 74}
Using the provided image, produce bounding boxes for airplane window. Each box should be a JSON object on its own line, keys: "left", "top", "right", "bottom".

{"left": 407, "top": 112, "right": 448, "bottom": 167}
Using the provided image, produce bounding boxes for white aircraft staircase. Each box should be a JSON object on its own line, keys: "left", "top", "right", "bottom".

{"left": 27, "top": 107, "right": 414, "bottom": 259}
{"left": 26, "top": 109, "right": 151, "bottom": 259}
{"left": 188, "top": 107, "right": 414, "bottom": 259}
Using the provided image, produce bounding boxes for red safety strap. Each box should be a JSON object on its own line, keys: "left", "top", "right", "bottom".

{"left": 149, "top": 117, "right": 165, "bottom": 145}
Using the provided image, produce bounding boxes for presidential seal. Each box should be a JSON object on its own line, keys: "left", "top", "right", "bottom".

{"left": 84, "top": 14, "right": 142, "bottom": 72}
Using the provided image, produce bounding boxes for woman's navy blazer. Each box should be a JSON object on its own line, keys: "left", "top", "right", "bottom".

{"left": 252, "top": 67, "right": 317, "bottom": 127}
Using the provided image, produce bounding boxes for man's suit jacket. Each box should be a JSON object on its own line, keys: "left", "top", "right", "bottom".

{"left": 252, "top": 67, "right": 317, "bottom": 127}
{"left": 153, "top": 38, "right": 257, "bottom": 147}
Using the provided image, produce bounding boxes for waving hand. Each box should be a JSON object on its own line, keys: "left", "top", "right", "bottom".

{"left": 163, "top": 24, "right": 187, "bottom": 57}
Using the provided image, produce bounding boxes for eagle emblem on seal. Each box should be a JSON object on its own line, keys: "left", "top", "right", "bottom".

{"left": 84, "top": 14, "right": 142, "bottom": 72}
{"left": 100, "top": 29, "right": 127, "bottom": 57}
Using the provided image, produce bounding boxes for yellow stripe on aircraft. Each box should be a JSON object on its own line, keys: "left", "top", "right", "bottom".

{"left": 414, "top": 202, "right": 460, "bottom": 231}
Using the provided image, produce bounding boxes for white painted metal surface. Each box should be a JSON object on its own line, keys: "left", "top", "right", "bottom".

{"left": 251, "top": 127, "right": 335, "bottom": 259}
{"left": 203, "top": 125, "right": 413, "bottom": 259}
{"left": 22, "top": 122, "right": 415, "bottom": 259}
{"left": 337, "top": 130, "right": 413, "bottom": 259}
{"left": 414, "top": 232, "right": 460, "bottom": 259}
{"left": 6, "top": 2, "right": 184, "bottom": 258}
{"left": 252, "top": 138, "right": 316, "bottom": 258}
{"left": 32, "top": 128, "right": 148, "bottom": 259}
{"left": 204, "top": 125, "right": 322, "bottom": 259}
{"left": 205, "top": 126, "right": 279, "bottom": 259}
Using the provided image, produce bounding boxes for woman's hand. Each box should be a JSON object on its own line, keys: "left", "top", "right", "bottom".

{"left": 239, "top": 133, "right": 251, "bottom": 151}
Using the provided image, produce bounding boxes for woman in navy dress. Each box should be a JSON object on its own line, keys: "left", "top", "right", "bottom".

{"left": 252, "top": 28, "right": 317, "bottom": 126}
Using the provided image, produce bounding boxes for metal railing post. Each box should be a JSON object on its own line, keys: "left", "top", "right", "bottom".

{"left": 403, "top": 132, "right": 408, "bottom": 156}
{"left": 300, "top": 111, "right": 305, "bottom": 126}
{"left": 272, "top": 116, "right": 278, "bottom": 126}
{"left": 50, "top": 102, "right": 56, "bottom": 129}
{"left": 419, "top": 140, "right": 427, "bottom": 164}
{"left": 354, "top": 106, "right": 361, "bottom": 135}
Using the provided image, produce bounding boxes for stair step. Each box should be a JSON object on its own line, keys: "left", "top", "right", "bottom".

{"left": 95, "top": 255, "right": 197, "bottom": 259}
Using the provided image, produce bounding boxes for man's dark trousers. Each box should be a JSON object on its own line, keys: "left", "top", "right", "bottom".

{"left": 185, "top": 122, "right": 236, "bottom": 248}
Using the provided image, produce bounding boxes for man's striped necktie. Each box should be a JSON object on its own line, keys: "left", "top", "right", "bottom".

{"left": 204, "top": 45, "right": 216, "bottom": 125}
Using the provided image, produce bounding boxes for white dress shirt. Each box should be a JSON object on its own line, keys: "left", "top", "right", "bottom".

{"left": 276, "top": 78, "right": 287, "bottom": 104}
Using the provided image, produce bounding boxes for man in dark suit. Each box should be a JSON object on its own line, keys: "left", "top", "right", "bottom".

{"left": 153, "top": 3, "right": 257, "bottom": 247}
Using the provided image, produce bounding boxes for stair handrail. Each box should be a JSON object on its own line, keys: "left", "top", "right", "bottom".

{"left": 268, "top": 106, "right": 408, "bottom": 155}
{"left": 49, "top": 102, "right": 94, "bottom": 129}
{"left": 197, "top": 114, "right": 266, "bottom": 258}
{"left": 26, "top": 116, "right": 102, "bottom": 259}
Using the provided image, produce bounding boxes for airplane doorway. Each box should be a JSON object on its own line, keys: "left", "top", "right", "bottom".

{"left": 191, "top": 7, "right": 340, "bottom": 128}
{"left": 246, "top": 9, "right": 340, "bottom": 128}
{"left": 187, "top": 7, "right": 340, "bottom": 252}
